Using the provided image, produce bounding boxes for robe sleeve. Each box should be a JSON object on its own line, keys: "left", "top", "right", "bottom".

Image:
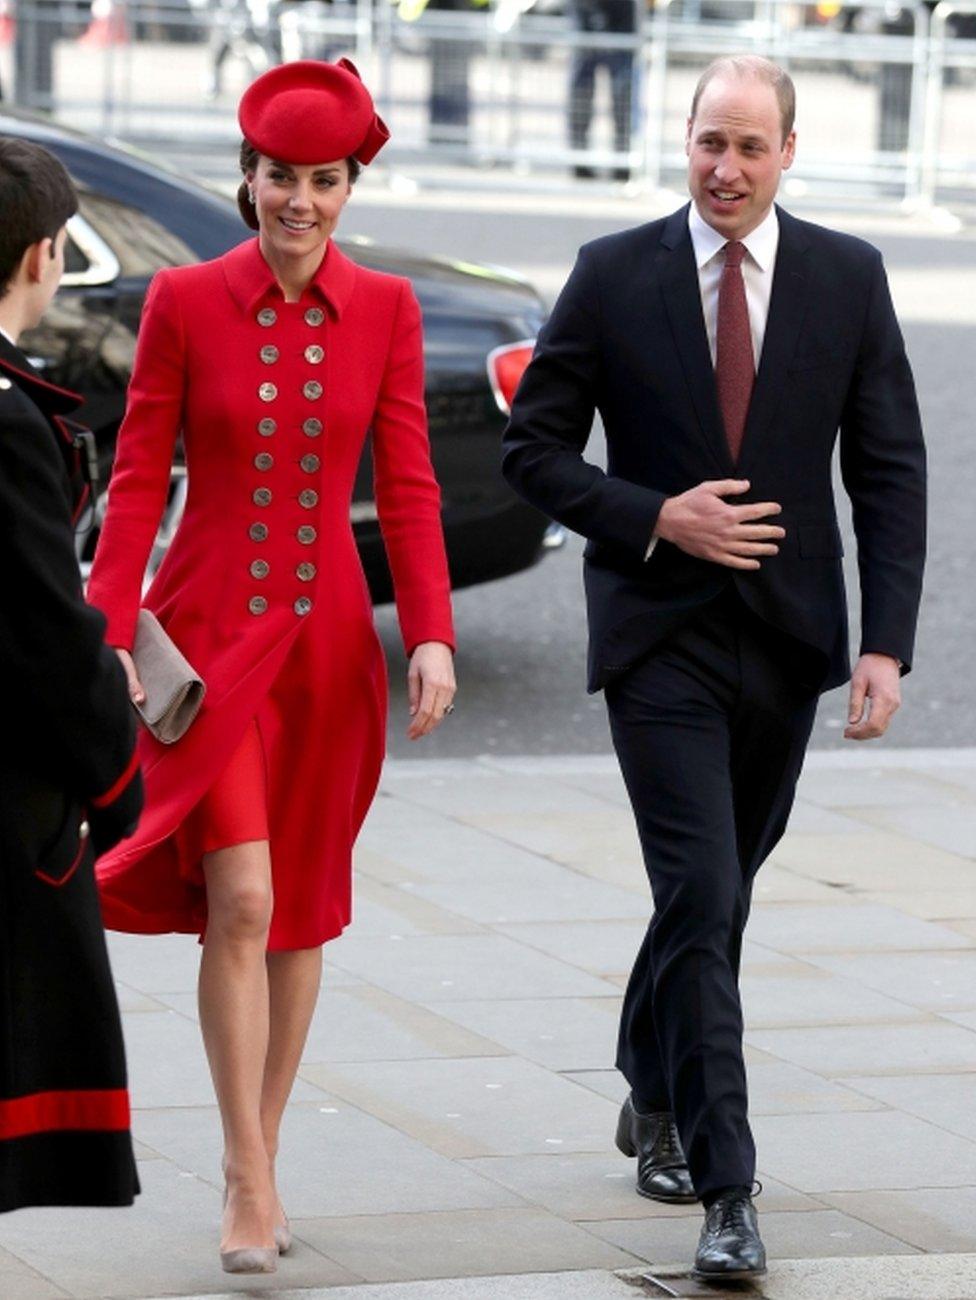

{"left": 0, "top": 388, "right": 142, "bottom": 853}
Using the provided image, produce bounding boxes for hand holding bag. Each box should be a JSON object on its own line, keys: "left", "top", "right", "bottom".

{"left": 131, "top": 609, "right": 205, "bottom": 744}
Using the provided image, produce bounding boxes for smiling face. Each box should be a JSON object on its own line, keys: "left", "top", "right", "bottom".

{"left": 248, "top": 155, "right": 351, "bottom": 265}
{"left": 686, "top": 74, "right": 795, "bottom": 241}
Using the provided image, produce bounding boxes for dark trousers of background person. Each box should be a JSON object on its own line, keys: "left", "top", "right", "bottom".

{"left": 14, "top": 0, "right": 59, "bottom": 108}
{"left": 567, "top": 0, "right": 637, "bottom": 174}
{"left": 427, "top": 0, "right": 478, "bottom": 146}
{"left": 607, "top": 588, "right": 818, "bottom": 1200}
{"left": 429, "top": 37, "right": 472, "bottom": 144}
{"left": 569, "top": 47, "right": 633, "bottom": 157}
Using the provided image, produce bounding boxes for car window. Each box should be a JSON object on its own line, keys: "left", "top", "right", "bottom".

{"left": 64, "top": 232, "right": 90, "bottom": 276}
{"left": 76, "top": 190, "right": 197, "bottom": 276}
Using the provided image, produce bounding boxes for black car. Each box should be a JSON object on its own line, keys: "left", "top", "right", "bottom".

{"left": 3, "top": 111, "right": 557, "bottom": 600}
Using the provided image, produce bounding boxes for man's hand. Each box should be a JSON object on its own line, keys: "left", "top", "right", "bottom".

{"left": 655, "top": 480, "right": 785, "bottom": 570}
{"left": 844, "top": 653, "right": 901, "bottom": 740}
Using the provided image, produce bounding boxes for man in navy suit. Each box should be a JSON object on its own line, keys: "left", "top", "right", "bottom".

{"left": 502, "top": 55, "right": 925, "bottom": 1281}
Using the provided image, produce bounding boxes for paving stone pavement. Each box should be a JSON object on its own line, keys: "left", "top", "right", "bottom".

{"left": 2, "top": 748, "right": 975, "bottom": 1300}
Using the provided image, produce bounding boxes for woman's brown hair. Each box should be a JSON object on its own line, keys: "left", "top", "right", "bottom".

{"left": 237, "top": 140, "right": 362, "bottom": 230}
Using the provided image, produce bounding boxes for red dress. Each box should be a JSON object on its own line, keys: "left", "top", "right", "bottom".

{"left": 86, "top": 237, "right": 454, "bottom": 950}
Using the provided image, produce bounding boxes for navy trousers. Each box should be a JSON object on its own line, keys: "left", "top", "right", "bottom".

{"left": 606, "top": 589, "right": 818, "bottom": 1199}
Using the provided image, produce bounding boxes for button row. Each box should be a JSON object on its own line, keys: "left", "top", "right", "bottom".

{"left": 257, "top": 307, "right": 325, "bottom": 328}
{"left": 248, "top": 595, "right": 314, "bottom": 616}
{"left": 256, "top": 417, "right": 322, "bottom": 437}
{"left": 257, "top": 382, "right": 323, "bottom": 403}
{"left": 249, "top": 560, "right": 317, "bottom": 581}
{"left": 249, "top": 522, "right": 317, "bottom": 544}
{"left": 259, "top": 344, "right": 323, "bottom": 366}
{"left": 252, "top": 488, "right": 319, "bottom": 508}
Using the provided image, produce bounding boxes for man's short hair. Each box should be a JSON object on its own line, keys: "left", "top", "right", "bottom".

{"left": 689, "top": 55, "right": 796, "bottom": 143}
{"left": 0, "top": 136, "right": 78, "bottom": 300}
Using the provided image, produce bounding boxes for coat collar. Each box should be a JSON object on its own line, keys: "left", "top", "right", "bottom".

{"left": 0, "top": 330, "right": 82, "bottom": 417}
{"left": 220, "top": 236, "right": 358, "bottom": 320}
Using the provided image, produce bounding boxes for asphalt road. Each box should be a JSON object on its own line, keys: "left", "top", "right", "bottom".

{"left": 175, "top": 155, "right": 976, "bottom": 757}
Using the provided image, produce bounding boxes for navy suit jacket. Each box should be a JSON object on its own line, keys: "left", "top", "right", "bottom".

{"left": 502, "top": 204, "right": 927, "bottom": 693}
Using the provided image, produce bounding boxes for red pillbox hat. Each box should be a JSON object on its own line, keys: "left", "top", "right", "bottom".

{"left": 238, "top": 58, "right": 390, "bottom": 165}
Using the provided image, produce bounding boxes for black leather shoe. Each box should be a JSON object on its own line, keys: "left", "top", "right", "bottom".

{"left": 693, "top": 1188, "right": 766, "bottom": 1282}
{"left": 614, "top": 1094, "right": 697, "bottom": 1203}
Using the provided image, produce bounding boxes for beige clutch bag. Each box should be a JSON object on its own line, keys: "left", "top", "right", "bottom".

{"left": 131, "top": 609, "right": 206, "bottom": 744}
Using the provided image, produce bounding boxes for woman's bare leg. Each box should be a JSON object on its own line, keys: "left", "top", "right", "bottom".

{"left": 199, "top": 840, "right": 276, "bottom": 1252}
{"left": 262, "top": 946, "right": 323, "bottom": 1221}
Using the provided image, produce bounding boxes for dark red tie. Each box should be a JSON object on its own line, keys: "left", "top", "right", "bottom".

{"left": 715, "top": 240, "right": 754, "bottom": 463}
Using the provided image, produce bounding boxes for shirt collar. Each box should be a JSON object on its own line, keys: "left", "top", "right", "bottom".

{"left": 687, "top": 202, "right": 780, "bottom": 272}
{"left": 220, "top": 236, "right": 357, "bottom": 319}
{"left": 0, "top": 325, "right": 13, "bottom": 346}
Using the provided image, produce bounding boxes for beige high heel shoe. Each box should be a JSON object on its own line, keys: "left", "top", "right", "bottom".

{"left": 220, "top": 1246, "right": 278, "bottom": 1274}
{"left": 220, "top": 1178, "right": 278, "bottom": 1273}
{"left": 275, "top": 1217, "right": 292, "bottom": 1254}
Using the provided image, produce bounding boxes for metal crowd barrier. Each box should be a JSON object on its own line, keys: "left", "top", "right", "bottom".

{"left": 0, "top": 0, "right": 973, "bottom": 207}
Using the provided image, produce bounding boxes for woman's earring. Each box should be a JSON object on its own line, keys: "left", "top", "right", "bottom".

{"left": 247, "top": 188, "right": 256, "bottom": 205}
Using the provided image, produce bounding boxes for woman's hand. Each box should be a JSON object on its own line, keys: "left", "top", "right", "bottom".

{"left": 115, "top": 647, "right": 146, "bottom": 706}
{"left": 406, "top": 641, "right": 456, "bottom": 740}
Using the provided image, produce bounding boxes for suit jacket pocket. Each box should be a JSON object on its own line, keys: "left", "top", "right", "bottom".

{"left": 35, "top": 795, "right": 90, "bottom": 888}
{"left": 798, "top": 524, "right": 844, "bottom": 559}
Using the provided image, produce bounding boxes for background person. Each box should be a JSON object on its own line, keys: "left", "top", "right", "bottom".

{"left": 503, "top": 53, "right": 925, "bottom": 1282}
{"left": 567, "top": 0, "right": 639, "bottom": 180}
{"left": 0, "top": 135, "right": 143, "bottom": 1214}
{"left": 86, "top": 59, "right": 456, "bottom": 1274}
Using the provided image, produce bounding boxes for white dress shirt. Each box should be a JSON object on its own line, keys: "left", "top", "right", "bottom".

{"left": 646, "top": 203, "right": 780, "bottom": 558}
{"left": 0, "top": 326, "right": 14, "bottom": 346}
{"left": 688, "top": 201, "right": 780, "bottom": 372}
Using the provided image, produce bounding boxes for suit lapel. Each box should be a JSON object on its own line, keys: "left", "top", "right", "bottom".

{"left": 657, "top": 207, "right": 734, "bottom": 476}
{"left": 738, "top": 207, "right": 812, "bottom": 472}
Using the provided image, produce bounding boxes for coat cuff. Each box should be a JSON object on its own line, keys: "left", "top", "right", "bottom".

{"left": 88, "top": 750, "right": 144, "bottom": 858}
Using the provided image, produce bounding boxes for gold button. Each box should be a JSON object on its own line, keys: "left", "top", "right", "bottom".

{"left": 304, "top": 307, "right": 324, "bottom": 327}
{"left": 253, "top": 487, "right": 272, "bottom": 506}
{"left": 297, "top": 525, "right": 316, "bottom": 544}
{"left": 254, "top": 452, "right": 274, "bottom": 471}
{"left": 257, "top": 308, "right": 277, "bottom": 327}
{"left": 250, "top": 559, "right": 270, "bottom": 579}
{"left": 303, "top": 418, "right": 322, "bottom": 437}
{"left": 294, "top": 597, "right": 313, "bottom": 615}
{"left": 258, "top": 418, "right": 276, "bottom": 437}
{"left": 296, "top": 562, "right": 316, "bottom": 582}
{"left": 260, "top": 345, "right": 279, "bottom": 365}
{"left": 249, "top": 595, "right": 268, "bottom": 615}
{"left": 258, "top": 382, "right": 277, "bottom": 403}
{"left": 303, "top": 380, "right": 323, "bottom": 401}
{"left": 249, "top": 522, "right": 268, "bottom": 542}
{"left": 299, "top": 488, "right": 318, "bottom": 509}
{"left": 304, "top": 344, "right": 324, "bottom": 365}
{"left": 300, "top": 453, "right": 320, "bottom": 474}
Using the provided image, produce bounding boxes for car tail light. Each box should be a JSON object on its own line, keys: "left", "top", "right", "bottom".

{"left": 487, "top": 339, "right": 535, "bottom": 416}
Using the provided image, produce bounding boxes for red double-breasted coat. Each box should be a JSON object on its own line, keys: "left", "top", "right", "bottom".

{"left": 86, "top": 237, "right": 454, "bottom": 951}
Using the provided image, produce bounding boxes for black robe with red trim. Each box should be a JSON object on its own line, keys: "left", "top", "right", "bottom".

{"left": 0, "top": 332, "right": 143, "bottom": 1212}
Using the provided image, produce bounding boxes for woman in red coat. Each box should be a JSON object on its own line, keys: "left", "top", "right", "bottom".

{"left": 86, "top": 60, "right": 456, "bottom": 1274}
